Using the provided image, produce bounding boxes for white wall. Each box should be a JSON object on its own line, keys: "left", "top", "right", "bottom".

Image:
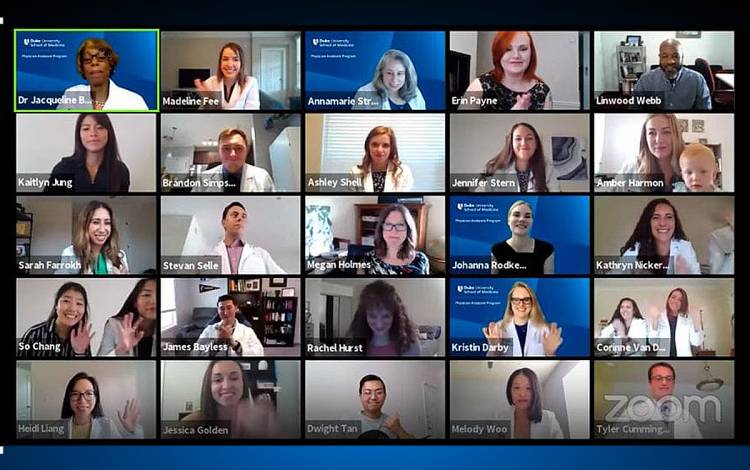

{"left": 304, "top": 195, "right": 444, "bottom": 245}
{"left": 450, "top": 114, "right": 589, "bottom": 191}
{"left": 473, "top": 31, "right": 580, "bottom": 109}
{"left": 450, "top": 360, "right": 589, "bottom": 438}
{"left": 595, "top": 31, "right": 735, "bottom": 92}
{"left": 22, "top": 360, "right": 156, "bottom": 437}
{"left": 16, "top": 278, "right": 147, "bottom": 352}
{"left": 594, "top": 278, "right": 734, "bottom": 354}
{"left": 16, "top": 114, "right": 156, "bottom": 192}
{"left": 305, "top": 360, "right": 445, "bottom": 438}
{"left": 595, "top": 113, "right": 734, "bottom": 191}
{"left": 449, "top": 32, "right": 478, "bottom": 79}
{"left": 594, "top": 361, "right": 734, "bottom": 438}
{"left": 305, "top": 279, "right": 445, "bottom": 355}
{"left": 160, "top": 360, "right": 300, "bottom": 436}
{"left": 160, "top": 195, "right": 300, "bottom": 273}
{"left": 17, "top": 196, "right": 157, "bottom": 273}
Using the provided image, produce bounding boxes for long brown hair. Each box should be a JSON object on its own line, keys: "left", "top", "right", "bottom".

{"left": 373, "top": 204, "right": 417, "bottom": 260}
{"left": 483, "top": 122, "right": 548, "bottom": 192}
{"left": 199, "top": 360, "right": 250, "bottom": 420}
{"left": 72, "top": 200, "right": 123, "bottom": 272}
{"left": 216, "top": 42, "right": 248, "bottom": 92}
{"left": 347, "top": 280, "right": 419, "bottom": 355}
{"left": 371, "top": 49, "right": 419, "bottom": 102}
{"left": 506, "top": 368, "right": 543, "bottom": 423}
{"left": 71, "top": 113, "right": 127, "bottom": 191}
{"left": 357, "top": 126, "right": 403, "bottom": 182}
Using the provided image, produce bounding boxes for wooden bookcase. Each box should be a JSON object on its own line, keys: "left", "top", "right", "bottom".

{"left": 354, "top": 203, "right": 429, "bottom": 251}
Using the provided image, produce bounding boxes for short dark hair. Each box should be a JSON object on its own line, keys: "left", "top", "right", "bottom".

{"left": 61, "top": 372, "right": 104, "bottom": 419}
{"left": 648, "top": 362, "right": 676, "bottom": 381}
{"left": 222, "top": 201, "right": 246, "bottom": 221}
{"left": 217, "top": 294, "right": 237, "bottom": 306}
{"left": 359, "top": 374, "right": 386, "bottom": 395}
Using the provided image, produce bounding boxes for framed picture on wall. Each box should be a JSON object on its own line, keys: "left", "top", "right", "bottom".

{"left": 282, "top": 288, "right": 296, "bottom": 297}
{"left": 270, "top": 278, "right": 287, "bottom": 287}
{"left": 247, "top": 279, "right": 261, "bottom": 291}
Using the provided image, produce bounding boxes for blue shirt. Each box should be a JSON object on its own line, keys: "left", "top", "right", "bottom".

{"left": 633, "top": 67, "right": 711, "bottom": 110}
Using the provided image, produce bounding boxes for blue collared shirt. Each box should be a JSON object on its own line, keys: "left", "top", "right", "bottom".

{"left": 634, "top": 67, "right": 711, "bottom": 110}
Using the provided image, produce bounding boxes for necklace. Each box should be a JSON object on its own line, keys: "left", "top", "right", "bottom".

{"left": 93, "top": 100, "right": 106, "bottom": 110}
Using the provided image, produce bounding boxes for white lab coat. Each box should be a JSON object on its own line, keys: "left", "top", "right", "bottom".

{"left": 192, "top": 163, "right": 275, "bottom": 193}
{"left": 487, "top": 321, "right": 550, "bottom": 357}
{"left": 211, "top": 240, "right": 286, "bottom": 275}
{"left": 201, "top": 75, "right": 260, "bottom": 110}
{"left": 509, "top": 408, "right": 564, "bottom": 439}
{"left": 352, "top": 82, "right": 426, "bottom": 110}
{"left": 476, "top": 161, "right": 560, "bottom": 192}
{"left": 348, "top": 162, "right": 414, "bottom": 192}
{"left": 708, "top": 225, "right": 734, "bottom": 274}
{"left": 56, "top": 245, "right": 129, "bottom": 275}
{"left": 629, "top": 399, "right": 703, "bottom": 438}
{"left": 194, "top": 319, "right": 264, "bottom": 357}
{"left": 600, "top": 317, "right": 649, "bottom": 340}
{"left": 620, "top": 239, "right": 701, "bottom": 274}
{"left": 647, "top": 311, "right": 704, "bottom": 357}
{"left": 64, "top": 416, "right": 144, "bottom": 439}
{"left": 57, "top": 79, "right": 148, "bottom": 110}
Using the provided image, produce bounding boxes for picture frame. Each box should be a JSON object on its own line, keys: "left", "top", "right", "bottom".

{"left": 248, "top": 279, "right": 261, "bottom": 291}
{"left": 282, "top": 287, "right": 296, "bottom": 297}
{"left": 692, "top": 119, "right": 705, "bottom": 133}
{"left": 678, "top": 119, "right": 689, "bottom": 133}
{"left": 676, "top": 31, "right": 701, "bottom": 39}
{"left": 270, "top": 278, "right": 287, "bottom": 287}
{"left": 626, "top": 35, "right": 641, "bottom": 46}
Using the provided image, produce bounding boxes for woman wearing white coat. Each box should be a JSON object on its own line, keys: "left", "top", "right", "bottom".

{"left": 349, "top": 126, "right": 414, "bottom": 192}
{"left": 505, "top": 368, "right": 564, "bottom": 439}
{"left": 617, "top": 198, "right": 701, "bottom": 275}
{"left": 597, "top": 297, "right": 649, "bottom": 356}
{"left": 194, "top": 42, "right": 260, "bottom": 110}
{"left": 352, "top": 49, "right": 426, "bottom": 110}
{"left": 646, "top": 288, "right": 704, "bottom": 357}
{"left": 61, "top": 372, "right": 143, "bottom": 439}
{"left": 478, "top": 122, "right": 560, "bottom": 193}
{"left": 482, "top": 281, "right": 563, "bottom": 357}
{"left": 211, "top": 201, "right": 286, "bottom": 275}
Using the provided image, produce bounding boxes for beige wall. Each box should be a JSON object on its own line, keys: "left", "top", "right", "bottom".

{"left": 305, "top": 114, "right": 323, "bottom": 174}
{"left": 594, "top": 196, "right": 734, "bottom": 266}
{"left": 594, "top": 278, "right": 734, "bottom": 354}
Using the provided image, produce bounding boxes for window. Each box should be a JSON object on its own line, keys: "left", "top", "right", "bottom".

{"left": 160, "top": 278, "right": 177, "bottom": 332}
{"left": 321, "top": 114, "right": 445, "bottom": 191}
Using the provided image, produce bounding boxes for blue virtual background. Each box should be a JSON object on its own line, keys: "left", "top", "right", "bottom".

{"left": 16, "top": 30, "right": 158, "bottom": 110}
{"left": 449, "top": 277, "right": 590, "bottom": 356}
{"left": 449, "top": 195, "right": 590, "bottom": 274}
{"left": 304, "top": 31, "right": 445, "bottom": 109}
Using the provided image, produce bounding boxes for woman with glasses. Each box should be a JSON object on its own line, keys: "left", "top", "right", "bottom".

{"left": 58, "top": 38, "right": 148, "bottom": 110}
{"left": 61, "top": 371, "right": 143, "bottom": 438}
{"left": 362, "top": 204, "right": 429, "bottom": 275}
{"left": 482, "top": 281, "right": 563, "bottom": 356}
{"left": 491, "top": 200, "right": 554, "bottom": 275}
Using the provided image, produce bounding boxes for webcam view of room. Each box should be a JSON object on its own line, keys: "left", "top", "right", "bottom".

{"left": 160, "top": 113, "right": 300, "bottom": 193}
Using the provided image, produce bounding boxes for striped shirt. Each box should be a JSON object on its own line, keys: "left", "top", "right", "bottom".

{"left": 19, "top": 318, "right": 92, "bottom": 358}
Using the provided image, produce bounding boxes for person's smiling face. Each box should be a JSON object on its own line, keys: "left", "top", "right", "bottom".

{"left": 211, "top": 361, "right": 244, "bottom": 408}
{"left": 500, "top": 32, "right": 532, "bottom": 76}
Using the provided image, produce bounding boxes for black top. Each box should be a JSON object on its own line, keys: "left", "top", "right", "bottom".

{"left": 372, "top": 170, "right": 386, "bottom": 192}
{"left": 476, "top": 72, "right": 550, "bottom": 110}
{"left": 19, "top": 318, "right": 92, "bottom": 358}
{"left": 668, "top": 314, "right": 678, "bottom": 356}
{"left": 491, "top": 239, "right": 554, "bottom": 275}
{"left": 44, "top": 156, "right": 130, "bottom": 193}
{"left": 515, "top": 323, "right": 528, "bottom": 355}
{"left": 388, "top": 98, "right": 411, "bottom": 110}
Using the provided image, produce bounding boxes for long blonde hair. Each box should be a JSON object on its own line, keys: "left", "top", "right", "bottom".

{"left": 72, "top": 200, "right": 123, "bottom": 272}
{"left": 636, "top": 114, "right": 684, "bottom": 186}
{"left": 499, "top": 281, "right": 547, "bottom": 328}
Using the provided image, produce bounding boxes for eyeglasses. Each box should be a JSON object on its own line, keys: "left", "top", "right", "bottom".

{"left": 510, "top": 297, "right": 532, "bottom": 305}
{"left": 651, "top": 375, "right": 675, "bottom": 383}
{"left": 81, "top": 53, "right": 110, "bottom": 65}
{"left": 382, "top": 223, "right": 407, "bottom": 232}
{"left": 69, "top": 391, "right": 96, "bottom": 401}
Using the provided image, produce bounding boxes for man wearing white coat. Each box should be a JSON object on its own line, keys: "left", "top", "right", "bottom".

{"left": 193, "top": 128, "right": 275, "bottom": 193}
{"left": 211, "top": 201, "right": 286, "bottom": 275}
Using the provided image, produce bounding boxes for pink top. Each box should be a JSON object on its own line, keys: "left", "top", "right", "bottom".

{"left": 225, "top": 239, "right": 245, "bottom": 275}
{"left": 367, "top": 342, "right": 399, "bottom": 356}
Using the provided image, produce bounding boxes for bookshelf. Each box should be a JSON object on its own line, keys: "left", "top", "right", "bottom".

{"left": 616, "top": 45, "right": 646, "bottom": 94}
{"left": 354, "top": 203, "right": 429, "bottom": 251}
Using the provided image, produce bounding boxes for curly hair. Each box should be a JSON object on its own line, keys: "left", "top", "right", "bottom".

{"left": 347, "top": 280, "right": 418, "bottom": 355}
